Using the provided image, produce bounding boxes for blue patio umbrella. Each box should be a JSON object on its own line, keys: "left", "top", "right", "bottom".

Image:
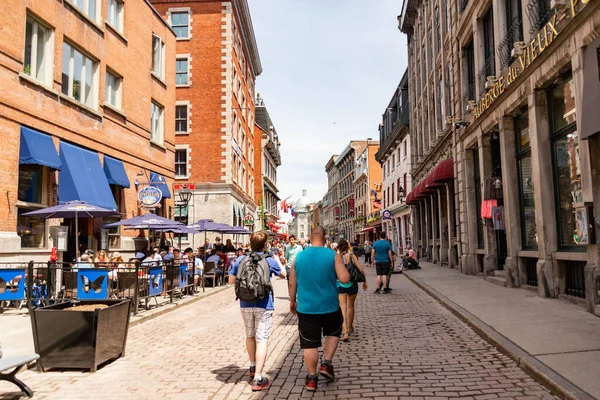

{"left": 104, "top": 214, "right": 184, "bottom": 251}
{"left": 23, "top": 201, "right": 121, "bottom": 258}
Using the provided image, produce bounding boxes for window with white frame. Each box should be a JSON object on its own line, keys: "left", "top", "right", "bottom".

{"left": 175, "top": 148, "right": 188, "bottom": 178}
{"left": 151, "top": 35, "right": 165, "bottom": 79}
{"left": 61, "top": 42, "right": 98, "bottom": 109}
{"left": 105, "top": 69, "right": 122, "bottom": 109}
{"left": 69, "top": 0, "right": 99, "bottom": 23}
{"left": 176, "top": 57, "right": 189, "bottom": 85}
{"left": 170, "top": 11, "right": 190, "bottom": 39}
{"left": 150, "top": 101, "right": 164, "bottom": 145}
{"left": 24, "top": 16, "right": 53, "bottom": 85}
{"left": 175, "top": 104, "right": 189, "bottom": 134}
{"left": 107, "top": 0, "right": 124, "bottom": 32}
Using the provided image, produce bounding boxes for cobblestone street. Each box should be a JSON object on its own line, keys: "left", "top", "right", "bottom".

{"left": 0, "top": 266, "right": 557, "bottom": 400}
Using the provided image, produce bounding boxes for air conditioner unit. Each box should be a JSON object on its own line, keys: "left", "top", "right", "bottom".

{"left": 550, "top": 0, "right": 568, "bottom": 10}
{"left": 511, "top": 41, "right": 526, "bottom": 58}
{"left": 485, "top": 76, "right": 497, "bottom": 90}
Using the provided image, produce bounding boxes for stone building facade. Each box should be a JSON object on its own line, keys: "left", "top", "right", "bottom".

{"left": 376, "top": 71, "right": 412, "bottom": 254}
{"left": 401, "top": 0, "right": 600, "bottom": 314}
{"left": 254, "top": 95, "right": 281, "bottom": 230}
{"left": 1, "top": 0, "right": 176, "bottom": 262}
{"left": 150, "top": 0, "right": 262, "bottom": 244}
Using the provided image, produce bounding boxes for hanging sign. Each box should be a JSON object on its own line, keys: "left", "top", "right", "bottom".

{"left": 243, "top": 214, "right": 254, "bottom": 226}
{"left": 382, "top": 210, "right": 392, "bottom": 220}
{"left": 138, "top": 186, "right": 163, "bottom": 207}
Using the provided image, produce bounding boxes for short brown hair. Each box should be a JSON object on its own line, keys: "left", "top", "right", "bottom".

{"left": 250, "top": 231, "right": 268, "bottom": 252}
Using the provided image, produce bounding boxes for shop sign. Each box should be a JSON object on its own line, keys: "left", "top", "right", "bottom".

{"left": 474, "top": 1, "right": 588, "bottom": 120}
{"left": 382, "top": 210, "right": 392, "bottom": 220}
{"left": 138, "top": 186, "right": 163, "bottom": 207}
{"left": 243, "top": 214, "right": 254, "bottom": 226}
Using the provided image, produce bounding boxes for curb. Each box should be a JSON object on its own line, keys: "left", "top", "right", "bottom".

{"left": 404, "top": 271, "right": 595, "bottom": 400}
{"left": 129, "top": 285, "right": 231, "bottom": 328}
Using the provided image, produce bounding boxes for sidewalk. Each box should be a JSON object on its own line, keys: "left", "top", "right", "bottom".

{"left": 404, "top": 262, "right": 600, "bottom": 400}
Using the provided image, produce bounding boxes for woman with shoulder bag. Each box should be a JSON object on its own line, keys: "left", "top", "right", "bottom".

{"left": 336, "top": 240, "right": 368, "bottom": 342}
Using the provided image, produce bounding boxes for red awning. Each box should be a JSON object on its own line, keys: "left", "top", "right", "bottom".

{"left": 415, "top": 181, "right": 429, "bottom": 199}
{"left": 360, "top": 227, "right": 375, "bottom": 233}
{"left": 432, "top": 158, "right": 454, "bottom": 184}
{"left": 406, "top": 181, "right": 423, "bottom": 204}
{"left": 422, "top": 173, "right": 442, "bottom": 193}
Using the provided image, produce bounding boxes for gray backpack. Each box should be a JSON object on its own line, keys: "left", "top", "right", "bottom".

{"left": 235, "top": 253, "right": 273, "bottom": 302}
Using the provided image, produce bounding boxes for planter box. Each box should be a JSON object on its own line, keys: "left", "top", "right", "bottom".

{"left": 30, "top": 299, "right": 131, "bottom": 372}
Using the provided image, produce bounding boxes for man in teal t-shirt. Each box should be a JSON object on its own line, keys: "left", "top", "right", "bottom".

{"left": 289, "top": 226, "right": 350, "bottom": 392}
{"left": 371, "top": 231, "right": 394, "bottom": 294}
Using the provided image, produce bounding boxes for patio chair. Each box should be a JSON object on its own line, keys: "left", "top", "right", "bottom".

{"left": 202, "top": 262, "right": 217, "bottom": 288}
{"left": 116, "top": 271, "right": 137, "bottom": 298}
{"left": 61, "top": 271, "right": 78, "bottom": 299}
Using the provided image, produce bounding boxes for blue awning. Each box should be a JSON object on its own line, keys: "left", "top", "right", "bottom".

{"left": 149, "top": 172, "right": 171, "bottom": 198}
{"left": 103, "top": 156, "right": 130, "bottom": 188}
{"left": 58, "top": 142, "right": 118, "bottom": 211}
{"left": 19, "top": 126, "right": 62, "bottom": 170}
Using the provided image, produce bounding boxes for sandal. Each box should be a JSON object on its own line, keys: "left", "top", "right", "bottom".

{"left": 342, "top": 332, "right": 349, "bottom": 342}
{"left": 349, "top": 326, "right": 354, "bottom": 333}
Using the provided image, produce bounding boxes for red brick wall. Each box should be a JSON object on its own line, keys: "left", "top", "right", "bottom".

{"left": 0, "top": 0, "right": 176, "bottom": 241}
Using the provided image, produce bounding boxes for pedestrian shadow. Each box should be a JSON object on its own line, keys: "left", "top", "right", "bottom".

{"left": 210, "top": 364, "right": 247, "bottom": 384}
{"left": 275, "top": 296, "right": 289, "bottom": 300}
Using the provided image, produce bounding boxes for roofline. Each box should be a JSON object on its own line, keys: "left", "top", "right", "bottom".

{"left": 233, "top": 0, "right": 263, "bottom": 76}
{"left": 144, "top": 0, "right": 176, "bottom": 36}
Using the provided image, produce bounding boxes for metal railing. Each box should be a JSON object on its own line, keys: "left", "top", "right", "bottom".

{"left": 0, "top": 259, "right": 220, "bottom": 315}
{"left": 526, "top": 0, "right": 552, "bottom": 35}
{"left": 497, "top": 16, "right": 524, "bottom": 70}
{"left": 564, "top": 261, "right": 586, "bottom": 299}
{"left": 477, "top": 53, "right": 496, "bottom": 96}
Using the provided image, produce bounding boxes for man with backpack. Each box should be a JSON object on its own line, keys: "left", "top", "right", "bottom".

{"left": 228, "top": 231, "right": 286, "bottom": 392}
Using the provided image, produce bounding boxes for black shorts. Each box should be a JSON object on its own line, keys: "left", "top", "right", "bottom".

{"left": 375, "top": 262, "right": 391, "bottom": 276}
{"left": 337, "top": 283, "right": 359, "bottom": 295}
{"left": 297, "top": 308, "right": 343, "bottom": 349}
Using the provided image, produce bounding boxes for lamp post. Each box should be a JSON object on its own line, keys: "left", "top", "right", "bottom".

{"left": 398, "top": 185, "right": 405, "bottom": 202}
{"left": 177, "top": 184, "right": 193, "bottom": 249}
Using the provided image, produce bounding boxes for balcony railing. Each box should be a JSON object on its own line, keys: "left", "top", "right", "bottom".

{"left": 526, "top": 0, "right": 552, "bottom": 35}
{"left": 497, "top": 16, "right": 524, "bottom": 70}
{"left": 477, "top": 53, "right": 496, "bottom": 96}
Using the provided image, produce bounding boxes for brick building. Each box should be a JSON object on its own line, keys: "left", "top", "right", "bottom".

{"left": 400, "top": 0, "right": 600, "bottom": 314}
{"left": 0, "top": 0, "right": 176, "bottom": 262}
{"left": 150, "top": 0, "right": 262, "bottom": 246}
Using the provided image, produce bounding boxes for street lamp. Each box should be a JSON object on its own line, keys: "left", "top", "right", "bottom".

{"left": 398, "top": 185, "right": 405, "bottom": 202}
{"left": 176, "top": 184, "right": 193, "bottom": 248}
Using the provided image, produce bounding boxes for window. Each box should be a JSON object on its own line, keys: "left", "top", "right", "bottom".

{"left": 404, "top": 140, "right": 407, "bottom": 157}
{"left": 150, "top": 101, "right": 164, "bottom": 145}
{"left": 175, "top": 104, "right": 188, "bottom": 134}
{"left": 391, "top": 183, "right": 395, "bottom": 204}
{"left": 176, "top": 57, "right": 189, "bottom": 85}
{"left": 464, "top": 40, "right": 475, "bottom": 101}
{"left": 171, "top": 11, "right": 189, "bottom": 39}
{"left": 392, "top": 154, "right": 396, "bottom": 169}
{"left": 515, "top": 108, "right": 536, "bottom": 248}
{"left": 152, "top": 35, "right": 165, "bottom": 79}
{"left": 549, "top": 75, "right": 580, "bottom": 248}
{"left": 175, "top": 148, "right": 187, "bottom": 178}
{"left": 61, "top": 42, "right": 98, "bottom": 109}
{"left": 69, "top": 0, "right": 98, "bottom": 22}
{"left": 17, "top": 164, "right": 46, "bottom": 248}
{"left": 105, "top": 70, "right": 122, "bottom": 109}
{"left": 24, "top": 16, "right": 53, "bottom": 85}
{"left": 482, "top": 7, "right": 496, "bottom": 78}
{"left": 107, "top": 0, "right": 124, "bottom": 32}
{"left": 438, "top": 78, "right": 445, "bottom": 129}
{"left": 445, "top": 0, "right": 450, "bottom": 32}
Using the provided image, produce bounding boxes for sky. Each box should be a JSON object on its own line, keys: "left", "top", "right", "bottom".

{"left": 249, "top": 0, "right": 408, "bottom": 208}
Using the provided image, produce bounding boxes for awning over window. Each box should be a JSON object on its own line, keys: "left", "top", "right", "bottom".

{"left": 58, "top": 142, "right": 118, "bottom": 211}
{"left": 432, "top": 158, "right": 454, "bottom": 184}
{"left": 19, "top": 126, "right": 62, "bottom": 170}
{"left": 103, "top": 156, "right": 130, "bottom": 188}
{"left": 149, "top": 172, "right": 171, "bottom": 198}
